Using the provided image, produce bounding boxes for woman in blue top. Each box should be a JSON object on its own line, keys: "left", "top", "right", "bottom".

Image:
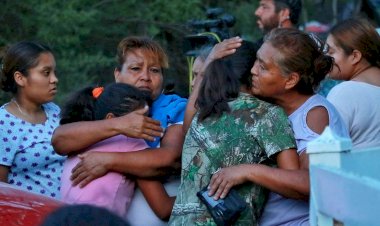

{"left": 0, "top": 41, "right": 65, "bottom": 199}
{"left": 51, "top": 36, "right": 187, "bottom": 225}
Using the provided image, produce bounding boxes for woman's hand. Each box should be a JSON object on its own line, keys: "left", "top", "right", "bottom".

{"left": 116, "top": 106, "right": 163, "bottom": 142}
{"left": 207, "top": 164, "right": 249, "bottom": 200}
{"left": 52, "top": 106, "right": 163, "bottom": 155}
{"left": 70, "top": 152, "right": 113, "bottom": 188}
{"left": 203, "top": 36, "right": 243, "bottom": 71}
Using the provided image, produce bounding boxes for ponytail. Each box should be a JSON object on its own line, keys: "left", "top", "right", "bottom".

{"left": 60, "top": 86, "right": 96, "bottom": 125}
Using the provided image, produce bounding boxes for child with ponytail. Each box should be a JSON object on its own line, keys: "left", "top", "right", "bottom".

{"left": 60, "top": 83, "right": 173, "bottom": 220}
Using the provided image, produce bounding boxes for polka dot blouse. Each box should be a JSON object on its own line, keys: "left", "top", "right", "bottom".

{"left": 0, "top": 102, "right": 66, "bottom": 199}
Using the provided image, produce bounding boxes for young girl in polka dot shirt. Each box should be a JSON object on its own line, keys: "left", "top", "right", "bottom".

{"left": 0, "top": 41, "right": 65, "bottom": 199}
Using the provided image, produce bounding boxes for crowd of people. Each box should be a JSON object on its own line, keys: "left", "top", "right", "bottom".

{"left": 1, "top": 0, "right": 380, "bottom": 225}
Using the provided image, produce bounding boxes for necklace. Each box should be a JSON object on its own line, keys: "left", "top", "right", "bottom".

{"left": 12, "top": 98, "right": 26, "bottom": 116}
{"left": 11, "top": 99, "right": 46, "bottom": 123}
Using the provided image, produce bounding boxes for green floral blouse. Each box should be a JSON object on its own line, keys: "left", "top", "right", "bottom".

{"left": 169, "top": 93, "right": 296, "bottom": 226}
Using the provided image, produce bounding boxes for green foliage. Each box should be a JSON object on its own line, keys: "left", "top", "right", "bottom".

{"left": 211, "top": 1, "right": 260, "bottom": 40}
{"left": 0, "top": 0, "right": 209, "bottom": 106}
{"left": 0, "top": 0, "right": 375, "bottom": 108}
{"left": 0, "top": 0, "right": 374, "bottom": 106}
{"left": 27, "top": 0, "right": 112, "bottom": 104}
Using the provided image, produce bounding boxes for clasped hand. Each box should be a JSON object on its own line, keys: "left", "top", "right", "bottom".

{"left": 207, "top": 165, "right": 248, "bottom": 200}
{"left": 70, "top": 152, "right": 110, "bottom": 188}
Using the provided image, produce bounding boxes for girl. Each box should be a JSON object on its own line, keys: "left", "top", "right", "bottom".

{"left": 60, "top": 83, "right": 173, "bottom": 219}
{"left": 169, "top": 41, "right": 299, "bottom": 226}
{"left": 326, "top": 18, "right": 380, "bottom": 149}
{"left": 0, "top": 41, "right": 65, "bottom": 199}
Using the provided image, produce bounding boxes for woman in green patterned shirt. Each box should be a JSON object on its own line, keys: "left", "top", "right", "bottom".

{"left": 169, "top": 41, "right": 299, "bottom": 226}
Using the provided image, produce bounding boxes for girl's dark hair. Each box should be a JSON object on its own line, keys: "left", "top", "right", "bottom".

{"left": 40, "top": 204, "right": 129, "bottom": 226}
{"left": 197, "top": 41, "right": 257, "bottom": 122}
{"left": 1, "top": 41, "right": 53, "bottom": 94}
{"left": 60, "top": 83, "right": 148, "bottom": 124}
{"left": 265, "top": 28, "right": 333, "bottom": 94}
{"left": 230, "top": 41, "right": 257, "bottom": 89}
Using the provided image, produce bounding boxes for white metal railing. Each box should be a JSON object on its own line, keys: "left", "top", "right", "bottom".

{"left": 307, "top": 127, "right": 380, "bottom": 226}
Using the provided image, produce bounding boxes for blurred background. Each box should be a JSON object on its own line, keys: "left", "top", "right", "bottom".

{"left": 1, "top": 0, "right": 379, "bottom": 105}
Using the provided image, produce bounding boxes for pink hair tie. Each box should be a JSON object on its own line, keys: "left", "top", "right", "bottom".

{"left": 92, "top": 87, "right": 104, "bottom": 99}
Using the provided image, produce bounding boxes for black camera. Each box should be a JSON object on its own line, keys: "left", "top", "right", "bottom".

{"left": 184, "top": 8, "right": 236, "bottom": 56}
{"left": 188, "top": 8, "right": 235, "bottom": 35}
{"left": 197, "top": 186, "right": 247, "bottom": 226}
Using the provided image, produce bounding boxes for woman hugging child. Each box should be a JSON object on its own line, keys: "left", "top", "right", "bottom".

{"left": 59, "top": 83, "right": 170, "bottom": 219}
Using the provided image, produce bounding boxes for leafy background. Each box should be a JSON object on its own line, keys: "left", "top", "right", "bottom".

{"left": 0, "top": 0, "right": 376, "bottom": 106}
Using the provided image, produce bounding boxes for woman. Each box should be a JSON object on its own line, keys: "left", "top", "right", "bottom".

{"left": 207, "top": 28, "right": 349, "bottom": 226}
{"left": 52, "top": 36, "right": 186, "bottom": 225}
{"left": 169, "top": 41, "right": 299, "bottom": 226}
{"left": 0, "top": 41, "right": 65, "bottom": 199}
{"left": 190, "top": 46, "right": 212, "bottom": 91}
{"left": 326, "top": 18, "right": 380, "bottom": 149}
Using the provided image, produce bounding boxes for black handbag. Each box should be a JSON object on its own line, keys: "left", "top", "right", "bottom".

{"left": 197, "top": 186, "right": 247, "bottom": 226}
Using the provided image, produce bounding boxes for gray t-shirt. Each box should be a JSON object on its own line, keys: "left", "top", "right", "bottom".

{"left": 259, "top": 94, "right": 349, "bottom": 226}
{"left": 327, "top": 81, "right": 380, "bottom": 149}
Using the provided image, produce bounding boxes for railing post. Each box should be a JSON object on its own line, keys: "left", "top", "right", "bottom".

{"left": 307, "top": 126, "right": 352, "bottom": 226}
{"left": 307, "top": 126, "right": 352, "bottom": 167}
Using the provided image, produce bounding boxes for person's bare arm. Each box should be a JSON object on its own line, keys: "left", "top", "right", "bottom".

{"left": 52, "top": 107, "right": 163, "bottom": 155}
{"left": 70, "top": 124, "right": 184, "bottom": 188}
{"left": 237, "top": 106, "right": 329, "bottom": 198}
{"left": 208, "top": 149, "right": 310, "bottom": 200}
{"left": 183, "top": 75, "right": 202, "bottom": 133}
{"left": 234, "top": 154, "right": 309, "bottom": 199}
{"left": 106, "top": 124, "right": 184, "bottom": 176}
{"left": 137, "top": 179, "right": 175, "bottom": 221}
{"left": 183, "top": 37, "right": 243, "bottom": 133}
{"left": 0, "top": 165, "right": 9, "bottom": 182}
{"left": 240, "top": 150, "right": 309, "bottom": 199}
{"left": 208, "top": 106, "right": 330, "bottom": 200}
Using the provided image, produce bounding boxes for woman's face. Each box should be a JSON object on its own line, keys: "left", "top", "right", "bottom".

{"left": 114, "top": 48, "right": 163, "bottom": 100}
{"left": 191, "top": 57, "right": 204, "bottom": 91}
{"left": 22, "top": 52, "right": 58, "bottom": 103}
{"left": 250, "top": 42, "right": 288, "bottom": 98}
{"left": 326, "top": 35, "right": 352, "bottom": 80}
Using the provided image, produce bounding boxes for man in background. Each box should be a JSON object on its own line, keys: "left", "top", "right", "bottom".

{"left": 254, "top": 0, "right": 337, "bottom": 98}
{"left": 253, "top": 0, "right": 302, "bottom": 48}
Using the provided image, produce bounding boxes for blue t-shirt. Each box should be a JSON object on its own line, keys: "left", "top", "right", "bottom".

{"left": 146, "top": 93, "right": 187, "bottom": 148}
{"left": 125, "top": 94, "right": 187, "bottom": 226}
{"left": 0, "top": 102, "right": 66, "bottom": 199}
